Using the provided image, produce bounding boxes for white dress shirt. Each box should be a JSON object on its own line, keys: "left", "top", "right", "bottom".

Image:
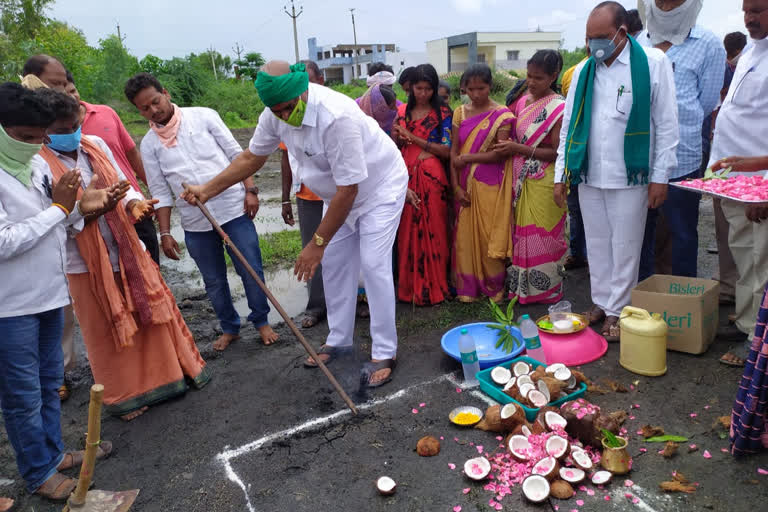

{"left": 555, "top": 43, "right": 679, "bottom": 188}
{"left": 51, "top": 136, "right": 143, "bottom": 274}
{"left": 248, "top": 83, "right": 408, "bottom": 227}
{"left": 709, "top": 38, "right": 768, "bottom": 175}
{"left": 0, "top": 155, "right": 79, "bottom": 317}
{"left": 141, "top": 107, "right": 245, "bottom": 232}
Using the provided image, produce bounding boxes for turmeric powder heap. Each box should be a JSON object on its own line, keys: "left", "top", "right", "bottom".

{"left": 453, "top": 412, "right": 481, "bottom": 425}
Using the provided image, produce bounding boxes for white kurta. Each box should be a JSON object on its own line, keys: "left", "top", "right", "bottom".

{"left": 248, "top": 83, "right": 408, "bottom": 359}
{"left": 708, "top": 37, "right": 768, "bottom": 338}
{"left": 554, "top": 43, "right": 679, "bottom": 318}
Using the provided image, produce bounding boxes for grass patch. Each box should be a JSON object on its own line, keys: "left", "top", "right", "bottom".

{"left": 223, "top": 229, "right": 302, "bottom": 271}
{"left": 396, "top": 299, "right": 491, "bottom": 337}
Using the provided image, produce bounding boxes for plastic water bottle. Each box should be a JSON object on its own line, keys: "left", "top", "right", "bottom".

{"left": 520, "top": 314, "right": 547, "bottom": 364}
{"left": 458, "top": 329, "right": 481, "bottom": 386}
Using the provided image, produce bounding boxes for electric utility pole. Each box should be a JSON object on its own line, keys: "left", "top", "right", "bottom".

{"left": 350, "top": 8, "right": 358, "bottom": 79}
{"left": 208, "top": 45, "right": 218, "bottom": 80}
{"left": 232, "top": 42, "right": 244, "bottom": 61}
{"left": 115, "top": 20, "right": 125, "bottom": 47}
{"left": 284, "top": 0, "right": 303, "bottom": 63}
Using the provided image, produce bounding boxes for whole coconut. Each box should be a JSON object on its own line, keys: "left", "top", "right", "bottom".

{"left": 550, "top": 479, "right": 575, "bottom": 499}
{"left": 416, "top": 436, "right": 441, "bottom": 457}
{"left": 475, "top": 405, "right": 503, "bottom": 433}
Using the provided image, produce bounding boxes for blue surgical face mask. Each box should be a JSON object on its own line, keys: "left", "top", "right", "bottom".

{"left": 46, "top": 126, "right": 82, "bottom": 152}
{"left": 589, "top": 29, "right": 622, "bottom": 65}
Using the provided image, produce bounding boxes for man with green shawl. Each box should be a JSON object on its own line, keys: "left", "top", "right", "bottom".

{"left": 554, "top": 1, "right": 679, "bottom": 341}
{"left": 183, "top": 61, "right": 408, "bottom": 388}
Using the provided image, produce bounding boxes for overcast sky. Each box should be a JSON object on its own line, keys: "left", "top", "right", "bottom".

{"left": 49, "top": 0, "right": 747, "bottom": 62}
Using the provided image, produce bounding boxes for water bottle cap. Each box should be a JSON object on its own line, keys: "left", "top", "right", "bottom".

{"left": 521, "top": 314, "right": 531, "bottom": 320}
{"left": 460, "top": 329, "right": 468, "bottom": 335}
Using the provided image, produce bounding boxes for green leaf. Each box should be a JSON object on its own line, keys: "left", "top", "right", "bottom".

{"left": 718, "top": 432, "right": 728, "bottom": 440}
{"left": 601, "top": 428, "right": 623, "bottom": 448}
{"left": 488, "top": 299, "right": 506, "bottom": 324}
{"left": 644, "top": 435, "right": 689, "bottom": 443}
{"left": 506, "top": 297, "right": 518, "bottom": 322}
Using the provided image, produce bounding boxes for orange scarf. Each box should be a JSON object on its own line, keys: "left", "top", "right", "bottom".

{"left": 40, "top": 139, "right": 175, "bottom": 350}
{"left": 150, "top": 104, "right": 182, "bottom": 148}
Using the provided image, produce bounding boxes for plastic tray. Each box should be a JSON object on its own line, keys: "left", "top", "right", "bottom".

{"left": 670, "top": 182, "right": 767, "bottom": 203}
{"left": 476, "top": 355, "right": 587, "bottom": 422}
{"left": 441, "top": 322, "right": 525, "bottom": 370}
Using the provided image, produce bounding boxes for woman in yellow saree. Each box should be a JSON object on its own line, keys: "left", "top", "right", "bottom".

{"left": 451, "top": 64, "right": 515, "bottom": 303}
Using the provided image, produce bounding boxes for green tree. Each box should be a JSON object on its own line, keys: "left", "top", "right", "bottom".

{"left": 560, "top": 47, "right": 588, "bottom": 72}
{"left": 234, "top": 52, "right": 264, "bottom": 81}
{"left": 139, "top": 54, "right": 164, "bottom": 76}
{"left": 0, "top": 0, "right": 55, "bottom": 79}
{"left": 90, "top": 34, "right": 139, "bottom": 102}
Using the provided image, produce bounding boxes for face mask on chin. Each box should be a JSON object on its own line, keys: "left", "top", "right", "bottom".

{"left": 589, "top": 29, "right": 622, "bottom": 65}
{"left": 276, "top": 99, "right": 307, "bottom": 127}
{"left": 46, "top": 126, "right": 82, "bottom": 152}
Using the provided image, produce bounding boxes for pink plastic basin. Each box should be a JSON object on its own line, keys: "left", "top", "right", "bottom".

{"left": 539, "top": 327, "right": 608, "bottom": 366}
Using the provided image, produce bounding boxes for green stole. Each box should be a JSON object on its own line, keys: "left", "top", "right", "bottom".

{"left": 564, "top": 36, "right": 651, "bottom": 186}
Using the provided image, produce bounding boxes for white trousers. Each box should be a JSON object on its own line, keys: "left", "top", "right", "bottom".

{"left": 579, "top": 184, "right": 648, "bottom": 317}
{"left": 722, "top": 199, "right": 768, "bottom": 339}
{"left": 322, "top": 196, "right": 405, "bottom": 360}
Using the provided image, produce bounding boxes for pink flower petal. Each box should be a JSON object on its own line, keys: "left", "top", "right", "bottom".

{"left": 576, "top": 499, "right": 585, "bottom": 506}
{"left": 496, "top": 436, "right": 503, "bottom": 441}
{"left": 757, "top": 468, "right": 768, "bottom": 475}
{"left": 554, "top": 507, "right": 559, "bottom": 512}
{"left": 440, "top": 436, "right": 445, "bottom": 440}
{"left": 721, "top": 448, "right": 729, "bottom": 453}
{"left": 633, "top": 498, "right": 640, "bottom": 504}
{"left": 703, "top": 450, "right": 712, "bottom": 459}
{"left": 604, "top": 495, "right": 612, "bottom": 501}
{"left": 454, "top": 506, "right": 462, "bottom": 512}
{"left": 448, "top": 463, "right": 456, "bottom": 470}
{"left": 494, "top": 503, "right": 503, "bottom": 511}
{"left": 629, "top": 415, "right": 636, "bottom": 420}
{"left": 456, "top": 387, "right": 462, "bottom": 393}
{"left": 462, "top": 487, "right": 471, "bottom": 494}
{"left": 477, "top": 445, "right": 484, "bottom": 454}
{"left": 690, "top": 413, "right": 698, "bottom": 418}
{"left": 625, "top": 493, "right": 633, "bottom": 499}
{"left": 587, "top": 489, "right": 595, "bottom": 496}
{"left": 411, "top": 408, "right": 418, "bottom": 414}
{"left": 625, "top": 479, "right": 634, "bottom": 487}
{"left": 636, "top": 430, "right": 644, "bottom": 435}
{"left": 704, "top": 405, "right": 711, "bottom": 410}
{"left": 632, "top": 404, "right": 640, "bottom": 409}
{"left": 630, "top": 384, "right": 635, "bottom": 390}
{"left": 639, "top": 448, "right": 647, "bottom": 453}
{"left": 419, "top": 402, "right": 426, "bottom": 407}
{"left": 689, "top": 444, "right": 697, "bottom": 450}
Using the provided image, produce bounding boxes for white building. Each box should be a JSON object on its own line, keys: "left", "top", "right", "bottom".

{"left": 427, "top": 31, "right": 562, "bottom": 74}
{"left": 308, "top": 38, "right": 427, "bottom": 83}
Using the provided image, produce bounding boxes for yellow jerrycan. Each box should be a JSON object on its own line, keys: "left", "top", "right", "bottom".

{"left": 619, "top": 306, "right": 667, "bottom": 376}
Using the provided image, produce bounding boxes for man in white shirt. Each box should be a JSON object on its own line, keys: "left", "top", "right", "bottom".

{"left": 707, "top": 0, "right": 768, "bottom": 366}
{"left": 125, "top": 73, "right": 278, "bottom": 350}
{"left": 554, "top": 1, "right": 678, "bottom": 341}
{"left": 183, "top": 61, "right": 408, "bottom": 388}
{"left": 0, "top": 83, "right": 121, "bottom": 501}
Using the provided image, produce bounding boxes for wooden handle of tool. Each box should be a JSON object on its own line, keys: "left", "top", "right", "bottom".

{"left": 68, "top": 384, "right": 104, "bottom": 506}
{"left": 181, "top": 183, "right": 359, "bottom": 415}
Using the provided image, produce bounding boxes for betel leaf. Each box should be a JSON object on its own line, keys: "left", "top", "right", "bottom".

{"left": 488, "top": 300, "right": 507, "bottom": 324}
{"left": 644, "top": 435, "right": 689, "bottom": 443}
{"left": 506, "top": 296, "right": 518, "bottom": 322}
{"left": 601, "top": 428, "right": 624, "bottom": 448}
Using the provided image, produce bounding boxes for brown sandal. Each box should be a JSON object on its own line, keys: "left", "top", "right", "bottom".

{"left": 58, "top": 383, "right": 70, "bottom": 401}
{"left": 57, "top": 440, "right": 113, "bottom": 471}
{"left": 35, "top": 472, "right": 77, "bottom": 502}
{"left": 584, "top": 305, "right": 606, "bottom": 326}
{"left": 601, "top": 316, "right": 620, "bottom": 343}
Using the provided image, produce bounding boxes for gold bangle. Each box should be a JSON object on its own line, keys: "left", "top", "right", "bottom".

{"left": 51, "top": 203, "right": 70, "bottom": 216}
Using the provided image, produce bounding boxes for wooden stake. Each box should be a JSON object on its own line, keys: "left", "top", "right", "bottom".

{"left": 68, "top": 384, "right": 104, "bottom": 506}
{"left": 189, "top": 195, "right": 359, "bottom": 415}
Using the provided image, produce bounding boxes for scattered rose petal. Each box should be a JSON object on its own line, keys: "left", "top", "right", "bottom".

{"left": 689, "top": 444, "right": 697, "bottom": 450}
{"left": 632, "top": 404, "right": 640, "bottom": 409}
{"left": 633, "top": 498, "right": 640, "bottom": 504}
{"left": 604, "top": 495, "right": 611, "bottom": 501}
{"left": 625, "top": 479, "right": 634, "bottom": 487}
{"left": 629, "top": 415, "right": 636, "bottom": 420}
{"left": 496, "top": 436, "right": 503, "bottom": 441}
{"left": 456, "top": 387, "right": 462, "bottom": 393}
{"left": 412, "top": 408, "right": 418, "bottom": 414}
{"left": 721, "top": 448, "right": 729, "bottom": 453}
{"left": 703, "top": 450, "right": 712, "bottom": 459}
{"left": 639, "top": 448, "right": 647, "bottom": 453}
{"left": 494, "top": 503, "right": 503, "bottom": 511}
{"left": 440, "top": 436, "right": 445, "bottom": 440}
{"left": 477, "top": 445, "right": 484, "bottom": 454}
{"left": 625, "top": 493, "right": 633, "bottom": 499}
{"left": 630, "top": 384, "right": 635, "bottom": 390}
{"left": 453, "top": 507, "right": 462, "bottom": 512}
{"left": 462, "top": 487, "right": 471, "bottom": 494}
{"left": 576, "top": 499, "right": 584, "bottom": 506}
{"left": 587, "top": 489, "right": 595, "bottom": 496}
{"left": 757, "top": 468, "right": 768, "bottom": 475}
{"left": 454, "top": 437, "right": 459, "bottom": 442}
{"left": 704, "top": 405, "right": 711, "bottom": 410}
{"left": 690, "top": 413, "right": 698, "bottom": 418}
{"left": 578, "top": 485, "right": 587, "bottom": 492}
{"left": 448, "top": 463, "right": 456, "bottom": 470}
{"left": 554, "top": 507, "right": 559, "bottom": 512}
{"left": 571, "top": 509, "right": 578, "bottom": 512}
{"left": 636, "top": 430, "right": 644, "bottom": 435}
{"left": 420, "top": 402, "right": 426, "bottom": 407}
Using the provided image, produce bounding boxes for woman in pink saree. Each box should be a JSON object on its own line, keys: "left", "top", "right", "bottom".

{"left": 494, "top": 50, "right": 567, "bottom": 304}
{"left": 451, "top": 64, "right": 515, "bottom": 303}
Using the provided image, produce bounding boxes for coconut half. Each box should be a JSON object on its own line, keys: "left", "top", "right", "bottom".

{"left": 490, "top": 366, "right": 513, "bottom": 386}
{"left": 528, "top": 390, "right": 549, "bottom": 408}
{"left": 513, "top": 361, "right": 531, "bottom": 377}
{"left": 570, "top": 449, "right": 593, "bottom": 471}
{"left": 591, "top": 470, "right": 613, "bottom": 485}
{"left": 464, "top": 456, "right": 491, "bottom": 481}
{"left": 537, "top": 380, "right": 551, "bottom": 402}
{"left": 503, "top": 377, "right": 517, "bottom": 392}
{"left": 532, "top": 456, "right": 560, "bottom": 481}
{"left": 545, "top": 363, "right": 566, "bottom": 374}
{"left": 522, "top": 474, "right": 551, "bottom": 503}
{"left": 508, "top": 434, "right": 531, "bottom": 462}
{"left": 518, "top": 383, "right": 535, "bottom": 399}
{"left": 559, "top": 467, "right": 586, "bottom": 484}
{"left": 546, "top": 435, "right": 570, "bottom": 459}
{"left": 376, "top": 476, "right": 397, "bottom": 495}
{"left": 544, "top": 411, "right": 568, "bottom": 431}
{"left": 554, "top": 367, "right": 572, "bottom": 382}
{"left": 516, "top": 374, "right": 534, "bottom": 387}
{"left": 500, "top": 403, "right": 525, "bottom": 430}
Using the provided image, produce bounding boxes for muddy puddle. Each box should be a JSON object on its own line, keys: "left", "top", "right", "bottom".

{"left": 160, "top": 158, "right": 309, "bottom": 326}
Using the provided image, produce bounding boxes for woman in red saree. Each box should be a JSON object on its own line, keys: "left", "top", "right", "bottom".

{"left": 392, "top": 64, "right": 452, "bottom": 305}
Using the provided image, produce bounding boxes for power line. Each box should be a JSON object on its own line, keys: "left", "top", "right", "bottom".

{"left": 284, "top": 0, "right": 303, "bottom": 63}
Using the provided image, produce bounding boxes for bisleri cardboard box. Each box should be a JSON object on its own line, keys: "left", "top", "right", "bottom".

{"left": 631, "top": 275, "right": 720, "bottom": 354}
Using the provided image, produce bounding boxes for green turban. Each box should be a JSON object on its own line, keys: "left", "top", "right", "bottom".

{"left": 255, "top": 62, "right": 309, "bottom": 107}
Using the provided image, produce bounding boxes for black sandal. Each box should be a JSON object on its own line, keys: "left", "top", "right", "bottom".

{"left": 362, "top": 359, "right": 397, "bottom": 388}
{"left": 304, "top": 345, "right": 350, "bottom": 368}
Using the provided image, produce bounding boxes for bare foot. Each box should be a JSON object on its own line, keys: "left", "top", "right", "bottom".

{"left": 213, "top": 333, "right": 240, "bottom": 351}
{"left": 0, "top": 497, "right": 14, "bottom": 512}
{"left": 305, "top": 353, "right": 331, "bottom": 366}
{"left": 259, "top": 325, "right": 279, "bottom": 346}
{"left": 121, "top": 406, "right": 148, "bottom": 422}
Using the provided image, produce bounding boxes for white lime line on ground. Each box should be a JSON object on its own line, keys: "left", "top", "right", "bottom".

{"left": 611, "top": 485, "right": 666, "bottom": 512}
{"left": 216, "top": 373, "right": 456, "bottom": 512}
{"left": 445, "top": 374, "right": 499, "bottom": 406}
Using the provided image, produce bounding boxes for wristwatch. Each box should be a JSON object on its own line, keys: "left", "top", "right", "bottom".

{"left": 246, "top": 186, "right": 259, "bottom": 195}
{"left": 313, "top": 233, "right": 327, "bottom": 247}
